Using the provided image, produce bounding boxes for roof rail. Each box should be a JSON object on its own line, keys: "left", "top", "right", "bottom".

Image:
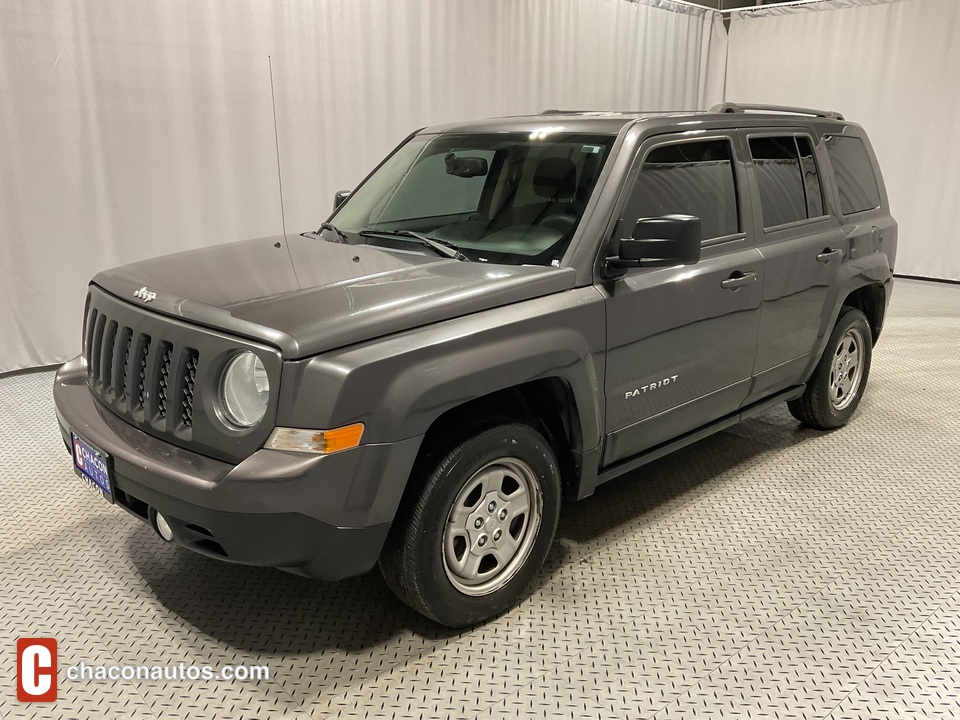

{"left": 538, "top": 109, "right": 698, "bottom": 115}
{"left": 710, "top": 102, "right": 844, "bottom": 121}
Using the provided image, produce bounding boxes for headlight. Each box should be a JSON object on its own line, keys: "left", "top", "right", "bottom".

{"left": 220, "top": 352, "right": 270, "bottom": 427}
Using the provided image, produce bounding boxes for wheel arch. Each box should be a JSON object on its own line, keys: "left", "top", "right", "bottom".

{"left": 411, "top": 377, "right": 586, "bottom": 502}
{"left": 841, "top": 282, "right": 886, "bottom": 345}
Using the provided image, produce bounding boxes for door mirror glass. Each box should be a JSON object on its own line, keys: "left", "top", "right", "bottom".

{"left": 612, "top": 214, "right": 701, "bottom": 270}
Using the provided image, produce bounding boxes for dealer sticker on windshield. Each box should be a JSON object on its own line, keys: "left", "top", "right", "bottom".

{"left": 71, "top": 432, "right": 113, "bottom": 502}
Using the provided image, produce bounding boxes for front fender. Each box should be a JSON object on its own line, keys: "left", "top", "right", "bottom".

{"left": 276, "top": 285, "right": 606, "bottom": 474}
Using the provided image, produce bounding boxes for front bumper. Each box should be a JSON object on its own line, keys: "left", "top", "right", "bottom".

{"left": 53, "top": 356, "right": 422, "bottom": 581}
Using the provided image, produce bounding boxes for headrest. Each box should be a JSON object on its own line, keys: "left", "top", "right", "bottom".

{"left": 533, "top": 157, "right": 577, "bottom": 199}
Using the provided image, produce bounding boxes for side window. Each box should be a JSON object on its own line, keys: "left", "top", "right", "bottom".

{"left": 377, "top": 150, "right": 495, "bottom": 222}
{"left": 625, "top": 139, "right": 740, "bottom": 242}
{"left": 825, "top": 135, "right": 881, "bottom": 215}
{"left": 750, "top": 135, "right": 826, "bottom": 229}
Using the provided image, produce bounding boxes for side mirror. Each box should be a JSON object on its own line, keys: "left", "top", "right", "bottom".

{"left": 333, "top": 190, "right": 352, "bottom": 211}
{"left": 607, "top": 214, "right": 701, "bottom": 275}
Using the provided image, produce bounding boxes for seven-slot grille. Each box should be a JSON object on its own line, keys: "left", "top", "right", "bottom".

{"left": 85, "top": 306, "right": 199, "bottom": 432}
{"left": 82, "top": 284, "right": 281, "bottom": 464}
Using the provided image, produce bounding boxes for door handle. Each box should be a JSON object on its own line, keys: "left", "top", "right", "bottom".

{"left": 817, "top": 248, "right": 843, "bottom": 263}
{"left": 720, "top": 271, "right": 757, "bottom": 290}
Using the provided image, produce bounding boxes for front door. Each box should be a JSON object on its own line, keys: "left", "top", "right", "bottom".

{"left": 602, "top": 134, "right": 763, "bottom": 466}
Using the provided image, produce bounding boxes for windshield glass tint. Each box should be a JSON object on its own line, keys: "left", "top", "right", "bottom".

{"left": 333, "top": 132, "right": 615, "bottom": 265}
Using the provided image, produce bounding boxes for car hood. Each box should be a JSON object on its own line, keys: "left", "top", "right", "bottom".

{"left": 92, "top": 234, "right": 577, "bottom": 358}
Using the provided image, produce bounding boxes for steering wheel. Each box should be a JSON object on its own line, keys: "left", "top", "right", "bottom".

{"left": 537, "top": 214, "right": 576, "bottom": 233}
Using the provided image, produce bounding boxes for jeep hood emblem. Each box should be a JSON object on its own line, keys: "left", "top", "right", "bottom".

{"left": 133, "top": 286, "right": 157, "bottom": 303}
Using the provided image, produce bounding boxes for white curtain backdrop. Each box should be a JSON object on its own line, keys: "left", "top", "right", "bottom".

{"left": 0, "top": 0, "right": 727, "bottom": 373}
{"left": 726, "top": 0, "right": 960, "bottom": 283}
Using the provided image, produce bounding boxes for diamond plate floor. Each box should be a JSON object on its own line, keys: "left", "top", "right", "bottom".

{"left": 2, "top": 278, "right": 959, "bottom": 719}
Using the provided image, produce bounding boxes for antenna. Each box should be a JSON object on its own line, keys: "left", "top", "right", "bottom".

{"left": 267, "top": 55, "right": 301, "bottom": 286}
{"left": 268, "top": 55, "right": 288, "bottom": 238}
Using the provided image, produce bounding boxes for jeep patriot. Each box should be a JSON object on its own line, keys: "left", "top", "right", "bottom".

{"left": 54, "top": 103, "right": 897, "bottom": 626}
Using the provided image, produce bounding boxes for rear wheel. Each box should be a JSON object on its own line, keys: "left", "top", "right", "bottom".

{"left": 379, "top": 423, "right": 561, "bottom": 627}
{"left": 789, "top": 306, "right": 872, "bottom": 429}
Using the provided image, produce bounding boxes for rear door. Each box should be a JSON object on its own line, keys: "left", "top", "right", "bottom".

{"left": 740, "top": 130, "right": 847, "bottom": 403}
{"left": 601, "top": 133, "right": 763, "bottom": 466}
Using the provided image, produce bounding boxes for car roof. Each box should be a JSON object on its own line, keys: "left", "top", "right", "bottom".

{"left": 422, "top": 111, "right": 705, "bottom": 135}
{"left": 421, "top": 105, "right": 853, "bottom": 137}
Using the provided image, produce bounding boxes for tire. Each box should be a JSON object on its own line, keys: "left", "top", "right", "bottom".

{"left": 788, "top": 306, "right": 873, "bottom": 429}
{"left": 379, "top": 423, "right": 561, "bottom": 627}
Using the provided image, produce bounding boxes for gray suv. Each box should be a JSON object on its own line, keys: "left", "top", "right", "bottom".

{"left": 54, "top": 103, "right": 897, "bottom": 626}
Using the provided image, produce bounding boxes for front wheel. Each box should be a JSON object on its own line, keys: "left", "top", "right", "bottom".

{"left": 379, "top": 423, "right": 561, "bottom": 627}
{"left": 789, "top": 306, "right": 873, "bottom": 429}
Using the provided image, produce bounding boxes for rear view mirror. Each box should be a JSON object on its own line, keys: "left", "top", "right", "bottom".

{"left": 333, "top": 190, "right": 352, "bottom": 211}
{"left": 444, "top": 153, "right": 488, "bottom": 178}
{"left": 606, "top": 214, "right": 701, "bottom": 275}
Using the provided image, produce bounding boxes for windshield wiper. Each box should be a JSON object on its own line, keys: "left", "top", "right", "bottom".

{"left": 358, "top": 229, "right": 470, "bottom": 261}
{"left": 318, "top": 222, "right": 348, "bottom": 242}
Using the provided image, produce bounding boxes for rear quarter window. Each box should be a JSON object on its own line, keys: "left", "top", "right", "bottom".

{"left": 825, "top": 135, "right": 882, "bottom": 215}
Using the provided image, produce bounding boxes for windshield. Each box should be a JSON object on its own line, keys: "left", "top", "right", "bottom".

{"left": 331, "top": 132, "right": 615, "bottom": 266}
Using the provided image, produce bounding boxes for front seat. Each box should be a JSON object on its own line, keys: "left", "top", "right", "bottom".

{"left": 530, "top": 156, "right": 578, "bottom": 231}
{"left": 486, "top": 155, "right": 578, "bottom": 233}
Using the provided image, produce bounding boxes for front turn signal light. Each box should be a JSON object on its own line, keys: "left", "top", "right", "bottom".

{"left": 265, "top": 423, "right": 364, "bottom": 454}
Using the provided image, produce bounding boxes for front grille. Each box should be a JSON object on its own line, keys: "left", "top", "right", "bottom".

{"left": 156, "top": 342, "right": 173, "bottom": 418}
{"left": 181, "top": 350, "right": 199, "bottom": 427}
{"left": 84, "top": 308, "right": 198, "bottom": 435}
{"left": 136, "top": 336, "right": 151, "bottom": 409}
{"left": 117, "top": 328, "right": 133, "bottom": 404}
{"left": 81, "top": 284, "right": 281, "bottom": 464}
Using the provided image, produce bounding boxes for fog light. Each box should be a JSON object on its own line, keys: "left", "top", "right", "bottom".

{"left": 154, "top": 512, "right": 174, "bottom": 542}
